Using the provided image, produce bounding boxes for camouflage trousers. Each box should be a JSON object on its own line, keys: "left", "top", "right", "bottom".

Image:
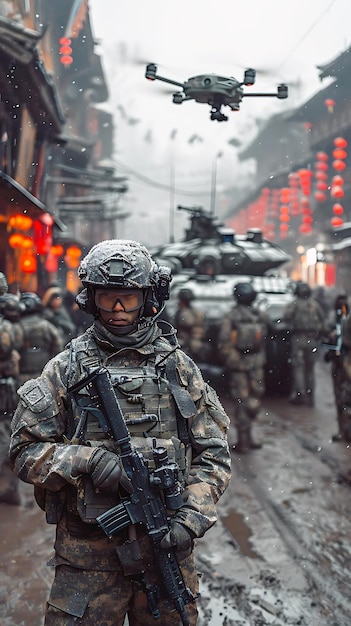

{"left": 45, "top": 553, "right": 199, "bottom": 625}
{"left": 0, "top": 414, "right": 19, "bottom": 500}
{"left": 227, "top": 368, "right": 265, "bottom": 428}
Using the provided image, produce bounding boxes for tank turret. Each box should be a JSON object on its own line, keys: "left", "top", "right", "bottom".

{"left": 150, "top": 205, "right": 291, "bottom": 276}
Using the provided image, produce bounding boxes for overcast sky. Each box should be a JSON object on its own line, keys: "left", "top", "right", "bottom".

{"left": 88, "top": 0, "right": 351, "bottom": 245}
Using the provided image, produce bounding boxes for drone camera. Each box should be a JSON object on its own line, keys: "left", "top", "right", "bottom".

{"left": 277, "top": 84, "right": 288, "bottom": 99}
{"left": 145, "top": 63, "right": 157, "bottom": 80}
{"left": 244, "top": 68, "right": 256, "bottom": 86}
{"left": 173, "top": 92, "right": 183, "bottom": 104}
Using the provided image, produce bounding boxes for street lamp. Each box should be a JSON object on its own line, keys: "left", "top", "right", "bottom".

{"left": 210, "top": 151, "right": 223, "bottom": 215}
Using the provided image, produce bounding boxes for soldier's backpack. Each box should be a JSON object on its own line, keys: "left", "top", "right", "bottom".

{"left": 232, "top": 309, "right": 265, "bottom": 353}
{"left": 292, "top": 300, "right": 323, "bottom": 334}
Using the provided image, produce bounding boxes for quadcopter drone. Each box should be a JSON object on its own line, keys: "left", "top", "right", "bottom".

{"left": 145, "top": 64, "right": 288, "bottom": 121}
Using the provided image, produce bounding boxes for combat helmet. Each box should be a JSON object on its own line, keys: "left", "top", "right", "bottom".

{"left": 76, "top": 239, "right": 172, "bottom": 322}
{"left": 233, "top": 281, "right": 257, "bottom": 305}
{"left": 0, "top": 293, "right": 25, "bottom": 321}
{"left": 0, "top": 272, "right": 8, "bottom": 295}
{"left": 177, "top": 288, "right": 194, "bottom": 304}
{"left": 295, "top": 281, "right": 311, "bottom": 299}
{"left": 20, "top": 292, "right": 43, "bottom": 314}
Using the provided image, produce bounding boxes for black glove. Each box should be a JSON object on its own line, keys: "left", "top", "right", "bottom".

{"left": 160, "top": 520, "right": 194, "bottom": 552}
{"left": 73, "top": 447, "right": 131, "bottom": 494}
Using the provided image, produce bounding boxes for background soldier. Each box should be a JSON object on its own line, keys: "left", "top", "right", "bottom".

{"left": 42, "top": 285, "right": 76, "bottom": 345}
{"left": 218, "top": 281, "right": 269, "bottom": 453}
{"left": 0, "top": 278, "right": 22, "bottom": 504}
{"left": 173, "top": 288, "right": 210, "bottom": 363}
{"left": 10, "top": 239, "right": 230, "bottom": 625}
{"left": 19, "top": 292, "right": 63, "bottom": 384}
{"left": 324, "top": 293, "right": 349, "bottom": 441}
{"left": 283, "top": 281, "right": 325, "bottom": 406}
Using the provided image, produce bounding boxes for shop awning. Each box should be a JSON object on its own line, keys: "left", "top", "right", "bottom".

{"left": 0, "top": 171, "right": 66, "bottom": 231}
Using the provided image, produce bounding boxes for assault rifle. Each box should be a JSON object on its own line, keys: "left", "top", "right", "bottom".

{"left": 71, "top": 366, "right": 195, "bottom": 625}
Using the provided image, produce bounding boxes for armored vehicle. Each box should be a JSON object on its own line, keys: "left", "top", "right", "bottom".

{"left": 151, "top": 206, "right": 294, "bottom": 396}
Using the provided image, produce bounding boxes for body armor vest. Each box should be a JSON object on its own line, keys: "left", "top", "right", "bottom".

{"left": 65, "top": 332, "right": 191, "bottom": 524}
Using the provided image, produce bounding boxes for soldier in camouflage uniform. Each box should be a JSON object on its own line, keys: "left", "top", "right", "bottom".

{"left": 173, "top": 288, "right": 210, "bottom": 363}
{"left": 338, "top": 309, "right": 351, "bottom": 441}
{"left": 218, "top": 282, "right": 269, "bottom": 453}
{"left": 324, "top": 293, "right": 349, "bottom": 441}
{"left": 18, "top": 292, "right": 63, "bottom": 385}
{"left": 283, "top": 281, "right": 325, "bottom": 406}
{"left": 0, "top": 276, "right": 22, "bottom": 504}
{"left": 9, "top": 240, "right": 231, "bottom": 625}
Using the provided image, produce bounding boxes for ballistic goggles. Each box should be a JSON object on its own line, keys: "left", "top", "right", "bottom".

{"left": 95, "top": 288, "right": 144, "bottom": 312}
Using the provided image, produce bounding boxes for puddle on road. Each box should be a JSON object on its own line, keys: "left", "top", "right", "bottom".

{"left": 221, "top": 509, "right": 262, "bottom": 559}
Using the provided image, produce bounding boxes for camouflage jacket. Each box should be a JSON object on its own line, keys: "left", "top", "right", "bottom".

{"left": 283, "top": 297, "right": 325, "bottom": 338}
{"left": 9, "top": 324, "right": 230, "bottom": 568}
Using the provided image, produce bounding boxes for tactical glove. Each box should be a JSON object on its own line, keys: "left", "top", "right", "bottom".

{"left": 73, "top": 447, "right": 131, "bottom": 494}
{"left": 160, "top": 520, "right": 194, "bottom": 553}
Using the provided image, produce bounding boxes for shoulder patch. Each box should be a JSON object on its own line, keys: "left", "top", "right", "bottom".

{"left": 18, "top": 378, "right": 53, "bottom": 413}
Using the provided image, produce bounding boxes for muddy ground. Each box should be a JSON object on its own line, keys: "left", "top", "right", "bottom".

{"left": 1, "top": 358, "right": 351, "bottom": 625}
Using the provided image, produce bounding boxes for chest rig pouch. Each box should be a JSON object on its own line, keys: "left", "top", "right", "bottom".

{"left": 70, "top": 354, "right": 194, "bottom": 524}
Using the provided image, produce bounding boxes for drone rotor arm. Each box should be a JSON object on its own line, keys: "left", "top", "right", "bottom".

{"left": 153, "top": 74, "right": 185, "bottom": 89}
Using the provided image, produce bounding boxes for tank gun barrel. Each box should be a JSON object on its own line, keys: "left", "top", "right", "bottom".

{"left": 177, "top": 204, "right": 206, "bottom": 216}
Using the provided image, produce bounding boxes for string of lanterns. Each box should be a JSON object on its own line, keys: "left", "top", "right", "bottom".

{"left": 7, "top": 212, "right": 82, "bottom": 275}
{"left": 330, "top": 137, "right": 348, "bottom": 228}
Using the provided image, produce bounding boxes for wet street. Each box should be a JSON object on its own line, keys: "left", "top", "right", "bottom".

{"left": 1, "top": 357, "right": 351, "bottom": 625}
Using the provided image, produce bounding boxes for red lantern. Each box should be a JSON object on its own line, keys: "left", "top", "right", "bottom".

{"left": 20, "top": 253, "right": 37, "bottom": 273}
{"left": 315, "top": 171, "right": 328, "bottom": 181}
{"left": 331, "top": 186, "right": 344, "bottom": 199}
{"left": 8, "top": 233, "right": 25, "bottom": 248}
{"left": 325, "top": 98, "right": 336, "bottom": 113}
{"left": 332, "top": 148, "right": 347, "bottom": 160}
{"left": 332, "top": 175, "right": 344, "bottom": 186}
{"left": 316, "top": 181, "right": 328, "bottom": 191}
{"left": 314, "top": 191, "right": 327, "bottom": 202}
{"left": 50, "top": 244, "right": 64, "bottom": 257}
{"left": 333, "top": 159, "right": 347, "bottom": 171}
{"left": 8, "top": 214, "right": 33, "bottom": 231}
{"left": 34, "top": 220, "right": 52, "bottom": 255}
{"left": 330, "top": 216, "right": 344, "bottom": 228}
{"left": 333, "top": 203, "right": 344, "bottom": 215}
{"left": 299, "top": 224, "right": 312, "bottom": 234}
{"left": 280, "top": 223, "right": 289, "bottom": 232}
{"left": 334, "top": 137, "right": 348, "bottom": 148}
{"left": 316, "top": 152, "right": 328, "bottom": 161}
{"left": 315, "top": 161, "right": 329, "bottom": 171}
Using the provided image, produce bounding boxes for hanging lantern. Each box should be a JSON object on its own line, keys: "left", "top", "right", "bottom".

{"left": 21, "top": 236, "right": 34, "bottom": 249}
{"left": 304, "top": 122, "right": 312, "bottom": 131}
{"left": 20, "top": 253, "right": 37, "bottom": 274}
{"left": 332, "top": 175, "right": 344, "bottom": 186}
{"left": 314, "top": 191, "right": 327, "bottom": 202}
{"left": 302, "top": 215, "right": 313, "bottom": 225}
{"left": 332, "top": 159, "right": 347, "bottom": 171}
{"left": 45, "top": 253, "right": 59, "bottom": 273}
{"left": 299, "top": 224, "right": 312, "bottom": 234}
{"left": 34, "top": 219, "right": 52, "bottom": 255}
{"left": 330, "top": 216, "right": 344, "bottom": 228}
{"left": 8, "top": 233, "right": 25, "bottom": 248}
{"left": 65, "top": 245, "right": 82, "bottom": 269}
{"left": 315, "top": 161, "right": 329, "bottom": 171}
{"left": 333, "top": 148, "right": 347, "bottom": 160}
{"left": 8, "top": 214, "right": 33, "bottom": 231}
{"left": 325, "top": 98, "right": 336, "bottom": 113}
{"left": 316, "top": 181, "right": 328, "bottom": 191}
{"left": 280, "top": 223, "right": 289, "bottom": 232}
{"left": 50, "top": 244, "right": 64, "bottom": 257}
{"left": 315, "top": 171, "right": 328, "bottom": 181}
{"left": 334, "top": 137, "right": 348, "bottom": 149}
{"left": 316, "top": 151, "right": 328, "bottom": 161}
{"left": 330, "top": 186, "right": 344, "bottom": 199}
{"left": 333, "top": 203, "right": 344, "bottom": 215}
